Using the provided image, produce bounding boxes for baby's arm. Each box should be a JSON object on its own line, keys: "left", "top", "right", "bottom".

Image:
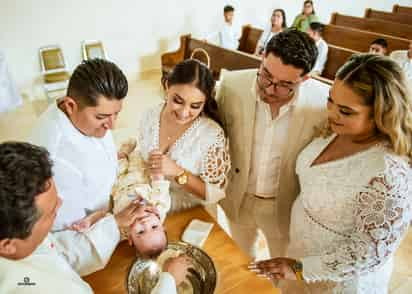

{"left": 68, "top": 208, "right": 109, "bottom": 233}
{"left": 118, "top": 138, "right": 137, "bottom": 159}
{"left": 150, "top": 180, "right": 171, "bottom": 223}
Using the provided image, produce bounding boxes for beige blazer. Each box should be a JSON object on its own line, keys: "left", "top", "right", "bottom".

{"left": 216, "top": 69, "right": 329, "bottom": 238}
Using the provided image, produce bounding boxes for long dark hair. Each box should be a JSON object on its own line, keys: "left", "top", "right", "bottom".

{"left": 165, "top": 59, "right": 222, "bottom": 127}
{"left": 302, "top": 0, "right": 315, "bottom": 15}
{"left": 273, "top": 9, "right": 287, "bottom": 28}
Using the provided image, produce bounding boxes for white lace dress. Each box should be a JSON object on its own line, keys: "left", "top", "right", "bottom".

{"left": 285, "top": 135, "right": 412, "bottom": 294}
{"left": 138, "top": 103, "right": 231, "bottom": 212}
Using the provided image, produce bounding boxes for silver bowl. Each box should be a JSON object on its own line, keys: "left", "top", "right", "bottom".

{"left": 127, "top": 241, "right": 217, "bottom": 294}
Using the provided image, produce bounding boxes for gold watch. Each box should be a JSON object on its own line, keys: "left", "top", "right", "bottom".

{"left": 292, "top": 260, "right": 303, "bottom": 281}
{"left": 175, "top": 169, "right": 189, "bottom": 185}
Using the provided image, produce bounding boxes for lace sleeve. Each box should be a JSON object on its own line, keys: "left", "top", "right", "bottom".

{"left": 302, "top": 156, "right": 412, "bottom": 282}
{"left": 199, "top": 128, "right": 231, "bottom": 203}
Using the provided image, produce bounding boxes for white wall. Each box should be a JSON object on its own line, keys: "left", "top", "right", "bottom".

{"left": 1, "top": 0, "right": 412, "bottom": 90}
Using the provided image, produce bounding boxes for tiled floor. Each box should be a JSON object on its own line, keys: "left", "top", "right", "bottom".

{"left": 1, "top": 73, "right": 411, "bottom": 293}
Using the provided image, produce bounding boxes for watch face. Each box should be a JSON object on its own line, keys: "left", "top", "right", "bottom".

{"left": 178, "top": 174, "right": 188, "bottom": 185}
{"left": 293, "top": 261, "right": 303, "bottom": 272}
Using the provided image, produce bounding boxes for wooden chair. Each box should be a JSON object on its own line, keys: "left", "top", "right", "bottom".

{"left": 238, "top": 25, "right": 263, "bottom": 54}
{"left": 330, "top": 12, "right": 412, "bottom": 40}
{"left": 82, "top": 40, "right": 108, "bottom": 61}
{"left": 365, "top": 9, "right": 412, "bottom": 26}
{"left": 39, "top": 45, "right": 70, "bottom": 102}
{"left": 393, "top": 4, "right": 412, "bottom": 15}
{"left": 322, "top": 24, "right": 410, "bottom": 54}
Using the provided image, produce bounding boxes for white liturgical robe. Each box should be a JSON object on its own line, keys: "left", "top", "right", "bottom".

{"left": 28, "top": 102, "right": 118, "bottom": 231}
{"left": 0, "top": 215, "right": 119, "bottom": 294}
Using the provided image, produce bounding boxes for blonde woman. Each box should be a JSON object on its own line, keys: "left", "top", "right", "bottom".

{"left": 250, "top": 54, "right": 412, "bottom": 293}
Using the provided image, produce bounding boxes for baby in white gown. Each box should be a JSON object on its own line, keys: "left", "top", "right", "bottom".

{"left": 113, "top": 138, "right": 171, "bottom": 258}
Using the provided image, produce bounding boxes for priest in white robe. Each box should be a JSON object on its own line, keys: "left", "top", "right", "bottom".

{"left": 0, "top": 142, "right": 183, "bottom": 294}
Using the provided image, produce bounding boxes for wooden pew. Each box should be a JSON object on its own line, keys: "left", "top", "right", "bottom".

{"left": 238, "top": 25, "right": 263, "bottom": 54}
{"left": 322, "top": 24, "right": 410, "bottom": 54}
{"left": 322, "top": 45, "right": 359, "bottom": 81}
{"left": 365, "top": 9, "right": 412, "bottom": 26}
{"left": 160, "top": 33, "right": 361, "bottom": 86}
{"left": 330, "top": 12, "right": 412, "bottom": 40}
{"left": 161, "top": 34, "right": 261, "bottom": 81}
{"left": 393, "top": 4, "right": 412, "bottom": 15}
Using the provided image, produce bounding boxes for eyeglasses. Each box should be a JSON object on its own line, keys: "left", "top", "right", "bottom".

{"left": 256, "top": 71, "right": 298, "bottom": 97}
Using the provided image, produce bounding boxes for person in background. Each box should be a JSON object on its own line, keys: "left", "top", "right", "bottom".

{"left": 255, "top": 9, "right": 287, "bottom": 57}
{"left": 205, "top": 5, "right": 241, "bottom": 50}
{"left": 292, "top": 0, "right": 319, "bottom": 32}
{"left": 390, "top": 41, "right": 412, "bottom": 83}
{"left": 307, "top": 22, "right": 328, "bottom": 76}
{"left": 28, "top": 59, "right": 127, "bottom": 232}
{"left": 369, "top": 38, "right": 388, "bottom": 56}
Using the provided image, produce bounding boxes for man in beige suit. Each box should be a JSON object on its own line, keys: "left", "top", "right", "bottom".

{"left": 217, "top": 29, "right": 329, "bottom": 258}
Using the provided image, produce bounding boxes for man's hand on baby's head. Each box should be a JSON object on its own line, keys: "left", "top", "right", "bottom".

{"left": 114, "top": 201, "right": 143, "bottom": 230}
{"left": 163, "top": 255, "right": 192, "bottom": 286}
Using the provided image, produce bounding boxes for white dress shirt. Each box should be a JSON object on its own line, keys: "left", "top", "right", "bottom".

{"left": 390, "top": 50, "right": 412, "bottom": 82}
{"left": 312, "top": 38, "right": 328, "bottom": 74}
{"left": 247, "top": 82, "right": 298, "bottom": 198}
{"left": 28, "top": 102, "right": 118, "bottom": 231}
{"left": 0, "top": 215, "right": 120, "bottom": 294}
{"left": 207, "top": 22, "right": 241, "bottom": 50}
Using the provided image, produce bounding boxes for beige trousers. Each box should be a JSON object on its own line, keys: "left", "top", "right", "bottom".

{"left": 227, "top": 194, "right": 288, "bottom": 259}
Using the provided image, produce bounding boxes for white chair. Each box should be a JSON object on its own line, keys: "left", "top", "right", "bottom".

{"left": 39, "top": 45, "right": 70, "bottom": 102}
{"left": 81, "top": 40, "right": 107, "bottom": 60}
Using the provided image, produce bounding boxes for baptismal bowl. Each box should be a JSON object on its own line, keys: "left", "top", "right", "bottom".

{"left": 127, "top": 241, "right": 217, "bottom": 294}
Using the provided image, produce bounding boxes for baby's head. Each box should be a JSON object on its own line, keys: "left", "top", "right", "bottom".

{"left": 129, "top": 207, "right": 167, "bottom": 259}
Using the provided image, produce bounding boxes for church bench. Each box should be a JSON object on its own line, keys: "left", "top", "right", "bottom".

{"left": 365, "top": 9, "right": 412, "bottom": 26}
{"left": 393, "top": 4, "right": 412, "bottom": 15}
{"left": 323, "top": 24, "right": 410, "bottom": 54}
{"left": 330, "top": 12, "right": 412, "bottom": 40}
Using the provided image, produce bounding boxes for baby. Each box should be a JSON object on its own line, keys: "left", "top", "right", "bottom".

{"left": 70, "top": 138, "right": 171, "bottom": 259}
{"left": 113, "top": 138, "right": 171, "bottom": 259}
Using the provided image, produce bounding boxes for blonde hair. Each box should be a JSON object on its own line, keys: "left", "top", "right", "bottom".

{"left": 320, "top": 53, "right": 412, "bottom": 160}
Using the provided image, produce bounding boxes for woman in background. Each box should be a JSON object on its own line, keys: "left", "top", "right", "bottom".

{"left": 292, "top": 0, "right": 319, "bottom": 32}
{"left": 255, "top": 9, "right": 287, "bottom": 56}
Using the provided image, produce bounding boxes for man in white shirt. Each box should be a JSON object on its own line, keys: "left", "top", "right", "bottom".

{"left": 0, "top": 142, "right": 189, "bottom": 294}
{"left": 217, "top": 29, "right": 328, "bottom": 258}
{"left": 29, "top": 59, "right": 127, "bottom": 231}
{"left": 206, "top": 5, "right": 241, "bottom": 50}
{"left": 390, "top": 41, "right": 412, "bottom": 83}
{"left": 307, "top": 22, "right": 328, "bottom": 76}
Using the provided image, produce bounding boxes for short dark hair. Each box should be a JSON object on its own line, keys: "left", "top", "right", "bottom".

{"left": 166, "top": 59, "right": 222, "bottom": 127}
{"left": 371, "top": 38, "right": 388, "bottom": 49}
{"left": 224, "top": 5, "right": 234, "bottom": 13}
{"left": 0, "top": 142, "right": 53, "bottom": 240}
{"left": 309, "top": 22, "right": 324, "bottom": 34}
{"left": 67, "top": 58, "right": 128, "bottom": 107}
{"left": 265, "top": 28, "right": 318, "bottom": 75}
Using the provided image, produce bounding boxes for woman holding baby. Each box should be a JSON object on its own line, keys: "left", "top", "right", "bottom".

{"left": 137, "top": 59, "right": 231, "bottom": 212}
